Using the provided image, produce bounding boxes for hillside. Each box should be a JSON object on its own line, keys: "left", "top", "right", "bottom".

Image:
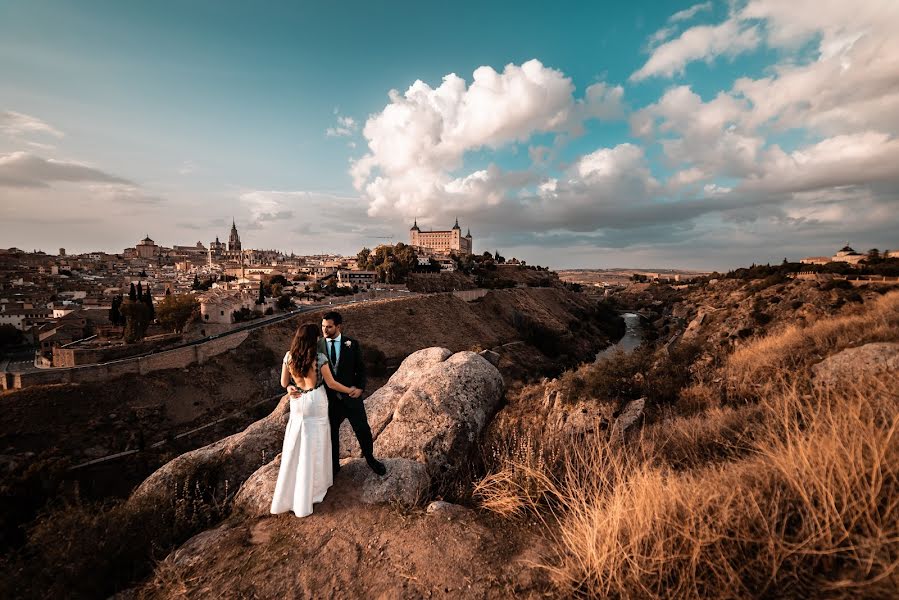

{"left": 0, "top": 286, "right": 621, "bottom": 558}
{"left": 476, "top": 287, "right": 899, "bottom": 598}
{"left": 3, "top": 278, "right": 897, "bottom": 598}
{"left": 407, "top": 264, "right": 559, "bottom": 292}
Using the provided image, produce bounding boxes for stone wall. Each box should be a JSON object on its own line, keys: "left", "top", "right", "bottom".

{"left": 2, "top": 332, "right": 249, "bottom": 391}
{"left": 52, "top": 333, "right": 183, "bottom": 367}
{"left": 452, "top": 288, "right": 489, "bottom": 302}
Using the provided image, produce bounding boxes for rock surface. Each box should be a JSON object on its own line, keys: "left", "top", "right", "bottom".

{"left": 372, "top": 350, "right": 505, "bottom": 480}
{"left": 426, "top": 500, "right": 470, "bottom": 518}
{"left": 134, "top": 347, "right": 503, "bottom": 520}
{"left": 127, "top": 394, "right": 291, "bottom": 513}
{"left": 611, "top": 397, "right": 646, "bottom": 441}
{"left": 339, "top": 348, "right": 504, "bottom": 483}
{"left": 811, "top": 342, "right": 899, "bottom": 387}
{"left": 339, "top": 347, "right": 452, "bottom": 458}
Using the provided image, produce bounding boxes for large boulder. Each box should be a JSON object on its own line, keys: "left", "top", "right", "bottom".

{"left": 233, "top": 456, "right": 429, "bottom": 516}
{"left": 338, "top": 347, "right": 451, "bottom": 457}
{"left": 241, "top": 348, "right": 503, "bottom": 508}
{"left": 134, "top": 347, "right": 503, "bottom": 517}
{"left": 371, "top": 350, "right": 505, "bottom": 478}
{"left": 127, "top": 393, "right": 291, "bottom": 512}
{"left": 812, "top": 342, "right": 899, "bottom": 388}
{"left": 340, "top": 348, "right": 505, "bottom": 481}
{"left": 341, "top": 457, "right": 430, "bottom": 505}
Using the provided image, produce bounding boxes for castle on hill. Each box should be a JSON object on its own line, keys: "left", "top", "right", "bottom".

{"left": 409, "top": 218, "right": 473, "bottom": 256}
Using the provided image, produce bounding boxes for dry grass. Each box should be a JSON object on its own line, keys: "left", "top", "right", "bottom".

{"left": 0, "top": 475, "right": 229, "bottom": 599}
{"left": 475, "top": 291, "right": 899, "bottom": 598}
{"left": 725, "top": 290, "right": 899, "bottom": 402}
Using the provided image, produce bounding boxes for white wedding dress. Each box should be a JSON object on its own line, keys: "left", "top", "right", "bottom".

{"left": 270, "top": 351, "right": 333, "bottom": 518}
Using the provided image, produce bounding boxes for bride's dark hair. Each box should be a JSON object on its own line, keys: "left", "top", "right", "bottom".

{"left": 287, "top": 323, "right": 319, "bottom": 383}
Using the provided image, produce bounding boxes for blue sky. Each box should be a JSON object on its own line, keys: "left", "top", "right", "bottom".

{"left": 2, "top": 1, "right": 898, "bottom": 269}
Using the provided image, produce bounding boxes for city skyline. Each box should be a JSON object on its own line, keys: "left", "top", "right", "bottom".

{"left": 2, "top": 1, "right": 898, "bottom": 269}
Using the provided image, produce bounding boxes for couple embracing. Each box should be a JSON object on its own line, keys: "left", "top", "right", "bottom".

{"left": 270, "top": 311, "right": 387, "bottom": 518}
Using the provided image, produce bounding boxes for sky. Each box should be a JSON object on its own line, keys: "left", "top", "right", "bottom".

{"left": 1, "top": 0, "right": 898, "bottom": 270}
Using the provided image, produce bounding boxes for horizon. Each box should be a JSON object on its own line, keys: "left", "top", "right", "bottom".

{"left": 2, "top": 1, "right": 898, "bottom": 271}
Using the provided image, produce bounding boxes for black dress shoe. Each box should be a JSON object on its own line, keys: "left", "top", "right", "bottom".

{"left": 366, "top": 458, "right": 387, "bottom": 476}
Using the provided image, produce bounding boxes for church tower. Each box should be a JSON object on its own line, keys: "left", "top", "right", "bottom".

{"left": 228, "top": 218, "right": 242, "bottom": 252}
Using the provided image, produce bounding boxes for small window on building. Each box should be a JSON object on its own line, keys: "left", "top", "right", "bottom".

{"left": 220, "top": 311, "right": 225, "bottom": 316}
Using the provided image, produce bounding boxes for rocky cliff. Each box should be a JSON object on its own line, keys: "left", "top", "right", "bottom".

{"left": 121, "top": 349, "right": 549, "bottom": 599}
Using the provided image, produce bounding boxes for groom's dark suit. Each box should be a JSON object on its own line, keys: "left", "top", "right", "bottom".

{"left": 318, "top": 335, "right": 375, "bottom": 475}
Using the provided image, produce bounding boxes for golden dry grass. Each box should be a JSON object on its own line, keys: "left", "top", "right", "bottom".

{"left": 725, "top": 290, "right": 899, "bottom": 401}
{"left": 476, "top": 290, "right": 899, "bottom": 598}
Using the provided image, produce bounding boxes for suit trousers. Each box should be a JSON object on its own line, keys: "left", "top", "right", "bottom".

{"left": 328, "top": 394, "right": 375, "bottom": 474}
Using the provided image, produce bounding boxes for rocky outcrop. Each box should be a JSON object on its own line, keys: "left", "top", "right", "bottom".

{"left": 235, "top": 348, "right": 504, "bottom": 512}
{"left": 134, "top": 347, "right": 504, "bottom": 517}
{"left": 611, "top": 397, "right": 646, "bottom": 441}
{"left": 372, "top": 350, "right": 505, "bottom": 476}
{"left": 812, "top": 342, "right": 899, "bottom": 387}
{"left": 127, "top": 394, "right": 291, "bottom": 512}
{"left": 339, "top": 347, "right": 505, "bottom": 479}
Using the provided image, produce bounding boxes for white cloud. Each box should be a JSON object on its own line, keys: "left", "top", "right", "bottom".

{"left": 351, "top": 59, "right": 625, "bottom": 222}
{"left": 670, "top": 167, "right": 708, "bottom": 187}
{"left": 634, "top": 86, "right": 763, "bottom": 178}
{"left": 87, "top": 183, "right": 165, "bottom": 204}
{"left": 747, "top": 131, "right": 899, "bottom": 193}
{"left": 0, "top": 151, "right": 132, "bottom": 188}
{"left": 631, "top": 20, "right": 760, "bottom": 81}
{"left": 326, "top": 114, "right": 359, "bottom": 137}
{"left": 670, "top": 2, "right": 713, "bottom": 23}
{"left": 0, "top": 110, "right": 64, "bottom": 139}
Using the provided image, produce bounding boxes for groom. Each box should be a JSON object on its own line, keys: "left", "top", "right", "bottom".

{"left": 319, "top": 311, "right": 387, "bottom": 477}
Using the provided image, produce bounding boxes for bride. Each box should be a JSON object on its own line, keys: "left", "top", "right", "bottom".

{"left": 270, "top": 323, "right": 360, "bottom": 517}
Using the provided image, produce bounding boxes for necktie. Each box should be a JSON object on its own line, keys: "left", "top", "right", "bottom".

{"left": 330, "top": 339, "right": 337, "bottom": 365}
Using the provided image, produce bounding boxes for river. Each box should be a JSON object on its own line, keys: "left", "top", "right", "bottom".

{"left": 595, "top": 312, "right": 643, "bottom": 361}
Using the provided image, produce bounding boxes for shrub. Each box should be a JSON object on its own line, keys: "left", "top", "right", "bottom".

{"left": 276, "top": 294, "right": 292, "bottom": 310}
{"left": 751, "top": 310, "right": 772, "bottom": 325}
{"left": 821, "top": 278, "right": 853, "bottom": 291}
{"left": 0, "top": 476, "right": 229, "bottom": 599}
{"left": 156, "top": 294, "right": 199, "bottom": 333}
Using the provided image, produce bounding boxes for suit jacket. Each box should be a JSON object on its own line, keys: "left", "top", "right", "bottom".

{"left": 318, "top": 335, "right": 367, "bottom": 400}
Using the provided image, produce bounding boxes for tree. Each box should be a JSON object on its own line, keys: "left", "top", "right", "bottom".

{"left": 120, "top": 299, "right": 150, "bottom": 343}
{"left": 137, "top": 281, "right": 144, "bottom": 301}
{"left": 192, "top": 274, "right": 201, "bottom": 290}
{"left": 269, "top": 274, "right": 288, "bottom": 287}
{"left": 867, "top": 248, "right": 881, "bottom": 262}
{"left": 165, "top": 287, "right": 171, "bottom": 296}
{"left": 0, "top": 324, "right": 24, "bottom": 347}
{"left": 129, "top": 283, "right": 137, "bottom": 302}
{"left": 256, "top": 281, "right": 265, "bottom": 305}
{"left": 144, "top": 284, "right": 155, "bottom": 321}
{"left": 357, "top": 247, "right": 372, "bottom": 270}
{"left": 276, "top": 294, "right": 292, "bottom": 310}
{"left": 156, "top": 294, "right": 199, "bottom": 333}
{"left": 108, "top": 295, "right": 123, "bottom": 326}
